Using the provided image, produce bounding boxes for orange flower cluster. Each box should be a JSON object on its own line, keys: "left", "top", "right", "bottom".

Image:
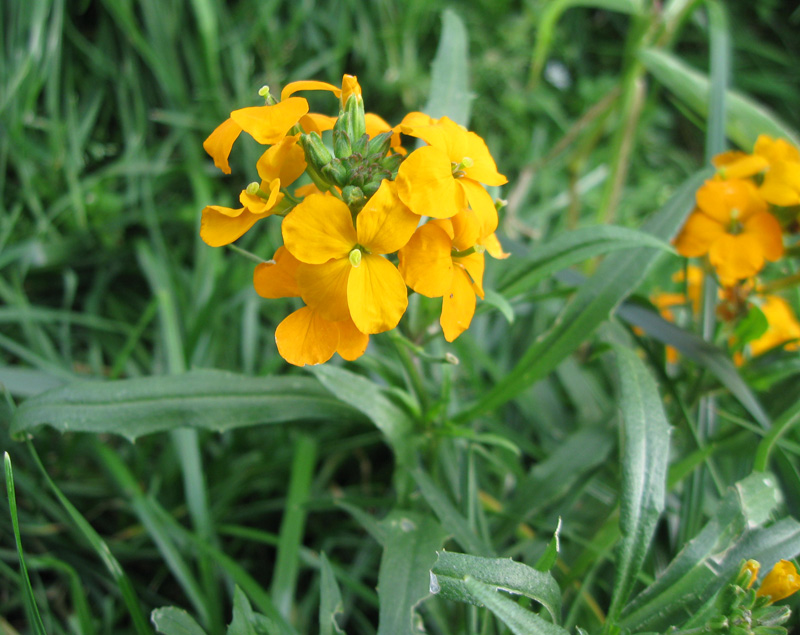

{"left": 201, "top": 75, "right": 508, "bottom": 366}
{"left": 675, "top": 135, "right": 799, "bottom": 287}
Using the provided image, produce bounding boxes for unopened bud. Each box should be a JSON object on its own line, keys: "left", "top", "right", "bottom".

{"left": 321, "top": 159, "right": 349, "bottom": 187}
{"left": 345, "top": 90, "right": 366, "bottom": 145}
{"left": 342, "top": 185, "right": 366, "bottom": 209}
{"left": 301, "top": 132, "right": 333, "bottom": 172}
{"left": 367, "top": 131, "right": 394, "bottom": 158}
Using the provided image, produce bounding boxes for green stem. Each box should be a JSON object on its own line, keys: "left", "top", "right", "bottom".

{"left": 754, "top": 400, "right": 800, "bottom": 472}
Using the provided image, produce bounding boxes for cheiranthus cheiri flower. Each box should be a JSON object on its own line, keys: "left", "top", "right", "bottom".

{"left": 747, "top": 295, "right": 800, "bottom": 358}
{"left": 200, "top": 135, "right": 307, "bottom": 246}
{"left": 399, "top": 206, "right": 507, "bottom": 341}
{"left": 714, "top": 135, "right": 800, "bottom": 207}
{"left": 674, "top": 179, "right": 783, "bottom": 285}
{"left": 253, "top": 246, "right": 369, "bottom": 366}
{"left": 203, "top": 80, "right": 342, "bottom": 174}
{"left": 395, "top": 115, "right": 507, "bottom": 220}
{"left": 281, "top": 180, "right": 418, "bottom": 334}
{"left": 756, "top": 559, "right": 800, "bottom": 604}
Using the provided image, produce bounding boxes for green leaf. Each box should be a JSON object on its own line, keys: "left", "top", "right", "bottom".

{"left": 151, "top": 607, "right": 208, "bottom": 635}
{"left": 312, "top": 366, "right": 414, "bottom": 465}
{"left": 423, "top": 8, "right": 471, "bottom": 127}
{"left": 412, "top": 467, "right": 495, "bottom": 557}
{"left": 376, "top": 511, "right": 448, "bottom": 635}
{"left": 534, "top": 519, "right": 562, "bottom": 573}
{"left": 5, "top": 452, "right": 48, "bottom": 635}
{"left": 432, "top": 551, "right": 562, "bottom": 624}
{"left": 607, "top": 346, "right": 670, "bottom": 624}
{"left": 482, "top": 289, "right": 515, "bottom": 324}
{"left": 619, "top": 303, "right": 770, "bottom": 427}
{"left": 227, "top": 587, "right": 279, "bottom": 635}
{"left": 499, "top": 225, "right": 675, "bottom": 300}
{"left": 456, "top": 169, "right": 711, "bottom": 424}
{"left": 734, "top": 304, "right": 769, "bottom": 347}
{"left": 319, "top": 553, "right": 345, "bottom": 635}
{"left": 621, "top": 473, "right": 789, "bottom": 631}
{"left": 460, "top": 576, "right": 571, "bottom": 635}
{"left": 11, "top": 369, "right": 363, "bottom": 441}
{"left": 639, "top": 48, "right": 800, "bottom": 149}
{"left": 530, "top": 0, "right": 645, "bottom": 85}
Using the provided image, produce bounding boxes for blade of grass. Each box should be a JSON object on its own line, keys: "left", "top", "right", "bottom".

{"left": 24, "top": 443, "right": 152, "bottom": 635}
{"left": 5, "top": 452, "right": 48, "bottom": 635}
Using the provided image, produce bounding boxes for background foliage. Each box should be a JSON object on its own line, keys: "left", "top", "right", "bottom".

{"left": 2, "top": 1, "right": 800, "bottom": 633}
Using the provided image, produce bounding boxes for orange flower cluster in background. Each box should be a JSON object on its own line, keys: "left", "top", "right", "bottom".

{"left": 662, "top": 136, "right": 800, "bottom": 363}
{"left": 201, "top": 75, "right": 508, "bottom": 366}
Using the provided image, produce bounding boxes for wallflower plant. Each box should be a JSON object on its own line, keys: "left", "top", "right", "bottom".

{"left": 201, "top": 74, "right": 508, "bottom": 366}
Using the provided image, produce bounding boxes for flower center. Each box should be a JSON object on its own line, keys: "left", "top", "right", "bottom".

{"left": 349, "top": 247, "right": 363, "bottom": 267}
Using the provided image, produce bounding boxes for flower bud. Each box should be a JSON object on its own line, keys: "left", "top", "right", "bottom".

{"left": 301, "top": 132, "right": 333, "bottom": 171}
{"left": 344, "top": 88, "right": 366, "bottom": 146}
{"left": 342, "top": 185, "right": 366, "bottom": 210}
{"left": 757, "top": 560, "right": 800, "bottom": 604}
{"left": 333, "top": 113, "right": 353, "bottom": 158}
{"left": 321, "top": 159, "right": 349, "bottom": 187}
{"left": 340, "top": 74, "right": 361, "bottom": 109}
{"left": 367, "top": 131, "right": 394, "bottom": 158}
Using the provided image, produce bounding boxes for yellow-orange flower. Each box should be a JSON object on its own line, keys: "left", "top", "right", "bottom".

{"left": 395, "top": 115, "right": 507, "bottom": 221}
{"left": 200, "top": 135, "right": 306, "bottom": 247}
{"left": 281, "top": 181, "right": 418, "bottom": 334}
{"left": 253, "top": 247, "right": 368, "bottom": 366}
{"left": 674, "top": 179, "right": 783, "bottom": 285}
{"left": 714, "top": 135, "right": 800, "bottom": 207}
{"left": 756, "top": 559, "right": 800, "bottom": 604}
{"left": 399, "top": 206, "right": 507, "bottom": 342}
{"left": 747, "top": 295, "right": 800, "bottom": 357}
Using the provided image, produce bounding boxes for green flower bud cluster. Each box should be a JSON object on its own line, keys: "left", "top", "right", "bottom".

{"left": 298, "top": 96, "right": 403, "bottom": 205}
{"left": 697, "top": 562, "right": 793, "bottom": 635}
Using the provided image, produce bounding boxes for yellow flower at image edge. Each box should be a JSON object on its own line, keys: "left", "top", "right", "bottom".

{"left": 748, "top": 295, "right": 800, "bottom": 358}
{"left": 281, "top": 180, "right": 419, "bottom": 336}
{"left": 757, "top": 560, "right": 800, "bottom": 604}
{"left": 674, "top": 179, "right": 783, "bottom": 285}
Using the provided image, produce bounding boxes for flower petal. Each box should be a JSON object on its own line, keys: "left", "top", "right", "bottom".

{"left": 743, "top": 211, "right": 784, "bottom": 262}
{"left": 696, "top": 179, "right": 765, "bottom": 224}
{"left": 440, "top": 267, "right": 476, "bottom": 342}
{"left": 335, "top": 318, "right": 370, "bottom": 361}
{"left": 203, "top": 118, "right": 242, "bottom": 174}
{"left": 280, "top": 80, "right": 341, "bottom": 101}
{"left": 296, "top": 260, "right": 352, "bottom": 322}
{"left": 396, "top": 145, "right": 463, "bottom": 219}
{"left": 356, "top": 180, "right": 419, "bottom": 254}
{"left": 760, "top": 161, "right": 800, "bottom": 206}
{"left": 256, "top": 135, "right": 306, "bottom": 184}
{"left": 253, "top": 246, "right": 301, "bottom": 298}
{"left": 482, "top": 232, "right": 510, "bottom": 259}
{"left": 299, "top": 113, "right": 337, "bottom": 136}
{"left": 200, "top": 206, "right": 259, "bottom": 247}
{"left": 282, "top": 194, "right": 356, "bottom": 264}
{"left": 239, "top": 178, "right": 283, "bottom": 215}
{"left": 231, "top": 98, "right": 309, "bottom": 145}
{"left": 275, "top": 306, "right": 338, "bottom": 367}
{"left": 457, "top": 252, "right": 485, "bottom": 299}
{"left": 450, "top": 209, "right": 482, "bottom": 252}
{"left": 398, "top": 223, "right": 454, "bottom": 298}
{"left": 674, "top": 211, "right": 726, "bottom": 257}
{"left": 340, "top": 74, "right": 361, "bottom": 107}
{"left": 708, "top": 233, "right": 765, "bottom": 283}
{"left": 458, "top": 178, "right": 498, "bottom": 236}
{"left": 347, "top": 254, "right": 408, "bottom": 334}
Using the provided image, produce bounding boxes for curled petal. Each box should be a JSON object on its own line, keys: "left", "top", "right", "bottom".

{"left": 674, "top": 211, "right": 727, "bottom": 258}
{"left": 200, "top": 206, "right": 259, "bottom": 247}
{"left": 356, "top": 180, "right": 419, "bottom": 254}
{"left": 743, "top": 211, "right": 784, "bottom": 262}
{"left": 257, "top": 135, "right": 306, "bottom": 184}
{"left": 296, "top": 260, "right": 351, "bottom": 322}
{"left": 482, "top": 232, "right": 510, "bottom": 260}
{"left": 275, "top": 306, "right": 338, "bottom": 367}
{"left": 396, "top": 145, "right": 463, "bottom": 219}
{"left": 347, "top": 254, "right": 408, "bottom": 334}
{"left": 441, "top": 267, "right": 476, "bottom": 342}
{"left": 756, "top": 559, "right": 800, "bottom": 604}
{"left": 231, "top": 98, "right": 309, "bottom": 145}
{"left": 299, "top": 113, "right": 337, "bottom": 136}
{"left": 760, "top": 161, "right": 800, "bottom": 206}
{"left": 280, "top": 80, "right": 341, "bottom": 101}
{"left": 203, "top": 118, "right": 242, "bottom": 174}
{"left": 282, "top": 194, "right": 356, "bottom": 264}
{"left": 340, "top": 75, "right": 361, "bottom": 107}
{"left": 458, "top": 178, "right": 498, "bottom": 237}
{"left": 240, "top": 178, "right": 283, "bottom": 215}
{"left": 450, "top": 209, "right": 482, "bottom": 252}
{"left": 398, "top": 223, "right": 454, "bottom": 298}
{"left": 253, "top": 246, "right": 301, "bottom": 299}
{"left": 336, "top": 319, "right": 370, "bottom": 361}
{"left": 457, "top": 252, "right": 485, "bottom": 299}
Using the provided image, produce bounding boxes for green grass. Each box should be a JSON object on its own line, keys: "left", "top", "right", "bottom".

{"left": 2, "top": 1, "right": 800, "bottom": 634}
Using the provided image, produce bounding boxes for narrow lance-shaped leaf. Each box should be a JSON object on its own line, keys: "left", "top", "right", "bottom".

{"left": 151, "top": 607, "right": 208, "bottom": 635}
{"left": 423, "top": 8, "right": 471, "bottom": 127}
{"left": 11, "top": 370, "right": 363, "bottom": 441}
{"left": 607, "top": 345, "right": 670, "bottom": 625}
{"left": 431, "top": 551, "right": 562, "bottom": 624}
